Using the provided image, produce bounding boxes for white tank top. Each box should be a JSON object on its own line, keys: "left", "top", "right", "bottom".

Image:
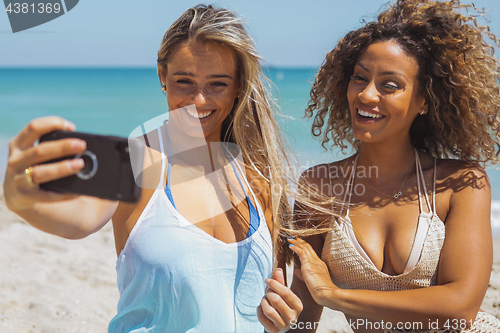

{"left": 108, "top": 128, "right": 273, "bottom": 333}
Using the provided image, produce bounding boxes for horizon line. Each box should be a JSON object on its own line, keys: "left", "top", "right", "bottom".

{"left": 0, "top": 64, "right": 319, "bottom": 70}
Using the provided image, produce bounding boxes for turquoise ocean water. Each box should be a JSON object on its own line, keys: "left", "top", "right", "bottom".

{"left": 1, "top": 68, "right": 499, "bottom": 234}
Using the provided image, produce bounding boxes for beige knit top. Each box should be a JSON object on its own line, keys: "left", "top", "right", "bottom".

{"left": 321, "top": 150, "right": 445, "bottom": 291}
{"left": 321, "top": 151, "right": 500, "bottom": 332}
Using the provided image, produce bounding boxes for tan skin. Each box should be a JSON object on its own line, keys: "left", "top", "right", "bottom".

{"left": 4, "top": 40, "right": 301, "bottom": 333}
{"left": 290, "top": 40, "right": 492, "bottom": 332}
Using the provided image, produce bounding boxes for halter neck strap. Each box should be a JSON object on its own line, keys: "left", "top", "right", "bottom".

{"left": 342, "top": 148, "right": 436, "bottom": 215}
{"left": 341, "top": 155, "right": 359, "bottom": 216}
{"left": 432, "top": 157, "right": 437, "bottom": 214}
{"left": 157, "top": 127, "right": 166, "bottom": 188}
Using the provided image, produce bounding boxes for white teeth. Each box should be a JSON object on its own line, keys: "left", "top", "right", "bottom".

{"left": 358, "top": 109, "right": 383, "bottom": 119}
{"left": 187, "top": 109, "right": 214, "bottom": 119}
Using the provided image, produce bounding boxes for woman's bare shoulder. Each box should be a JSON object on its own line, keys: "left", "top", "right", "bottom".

{"left": 436, "top": 158, "right": 489, "bottom": 194}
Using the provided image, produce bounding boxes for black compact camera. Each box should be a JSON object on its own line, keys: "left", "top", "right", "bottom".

{"left": 39, "top": 131, "right": 144, "bottom": 203}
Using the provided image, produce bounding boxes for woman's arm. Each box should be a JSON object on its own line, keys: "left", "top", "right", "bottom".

{"left": 290, "top": 164, "right": 492, "bottom": 330}
{"left": 4, "top": 117, "right": 118, "bottom": 239}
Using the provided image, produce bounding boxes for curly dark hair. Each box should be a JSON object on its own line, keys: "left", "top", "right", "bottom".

{"left": 306, "top": 0, "right": 500, "bottom": 164}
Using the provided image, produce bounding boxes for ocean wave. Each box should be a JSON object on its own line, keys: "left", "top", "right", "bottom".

{"left": 491, "top": 201, "right": 500, "bottom": 235}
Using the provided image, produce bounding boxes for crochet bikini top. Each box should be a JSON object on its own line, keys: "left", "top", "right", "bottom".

{"left": 321, "top": 149, "right": 446, "bottom": 290}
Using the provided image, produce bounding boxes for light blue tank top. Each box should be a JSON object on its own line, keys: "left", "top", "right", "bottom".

{"left": 108, "top": 128, "right": 273, "bottom": 333}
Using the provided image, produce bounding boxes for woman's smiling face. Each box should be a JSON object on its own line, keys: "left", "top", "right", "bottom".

{"left": 160, "top": 40, "right": 240, "bottom": 142}
{"left": 347, "top": 39, "right": 427, "bottom": 145}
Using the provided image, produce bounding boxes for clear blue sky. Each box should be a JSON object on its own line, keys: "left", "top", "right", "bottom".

{"left": 1, "top": 0, "right": 500, "bottom": 68}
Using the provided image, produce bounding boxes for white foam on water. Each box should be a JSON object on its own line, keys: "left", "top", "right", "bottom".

{"left": 491, "top": 200, "right": 500, "bottom": 237}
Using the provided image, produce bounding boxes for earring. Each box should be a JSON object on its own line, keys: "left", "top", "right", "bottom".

{"left": 420, "top": 109, "right": 426, "bottom": 115}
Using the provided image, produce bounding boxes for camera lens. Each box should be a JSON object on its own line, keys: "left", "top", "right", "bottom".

{"left": 75, "top": 151, "right": 98, "bottom": 180}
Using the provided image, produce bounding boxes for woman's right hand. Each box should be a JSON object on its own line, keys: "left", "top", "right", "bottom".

{"left": 257, "top": 268, "right": 303, "bottom": 333}
{"left": 4, "top": 116, "right": 87, "bottom": 212}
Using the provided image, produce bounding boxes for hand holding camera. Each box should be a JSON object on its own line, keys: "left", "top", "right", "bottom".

{"left": 4, "top": 117, "right": 142, "bottom": 217}
{"left": 3, "top": 117, "right": 87, "bottom": 211}
{"left": 39, "top": 130, "right": 142, "bottom": 203}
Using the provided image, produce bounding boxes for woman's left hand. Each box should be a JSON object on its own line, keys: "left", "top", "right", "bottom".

{"left": 288, "top": 237, "right": 338, "bottom": 307}
{"left": 257, "top": 268, "right": 303, "bottom": 333}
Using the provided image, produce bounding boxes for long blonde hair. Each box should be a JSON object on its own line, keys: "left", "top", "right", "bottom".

{"left": 157, "top": 4, "right": 295, "bottom": 266}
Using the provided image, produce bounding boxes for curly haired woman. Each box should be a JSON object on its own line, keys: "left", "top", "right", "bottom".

{"left": 288, "top": 0, "right": 500, "bottom": 332}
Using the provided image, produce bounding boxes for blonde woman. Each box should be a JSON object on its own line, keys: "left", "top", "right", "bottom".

{"left": 289, "top": 0, "right": 500, "bottom": 332}
{"left": 4, "top": 5, "right": 301, "bottom": 332}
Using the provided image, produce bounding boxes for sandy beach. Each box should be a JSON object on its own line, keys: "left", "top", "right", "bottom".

{"left": 1, "top": 185, "right": 499, "bottom": 333}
